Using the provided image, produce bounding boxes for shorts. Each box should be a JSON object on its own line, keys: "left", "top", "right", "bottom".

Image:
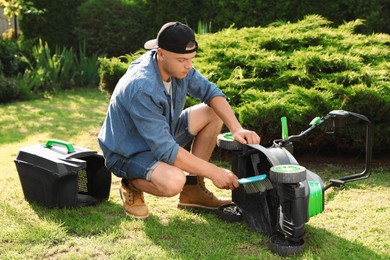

{"left": 110, "top": 107, "right": 195, "bottom": 181}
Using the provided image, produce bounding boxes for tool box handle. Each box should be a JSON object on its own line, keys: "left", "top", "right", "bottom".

{"left": 44, "top": 139, "right": 75, "bottom": 153}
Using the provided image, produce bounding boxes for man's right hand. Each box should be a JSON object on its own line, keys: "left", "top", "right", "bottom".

{"left": 210, "top": 168, "right": 239, "bottom": 190}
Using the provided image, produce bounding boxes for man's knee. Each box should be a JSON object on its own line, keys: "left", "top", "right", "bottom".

{"left": 162, "top": 173, "right": 186, "bottom": 196}
{"left": 189, "top": 104, "right": 222, "bottom": 133}
{"left": 151, "top": 166, "right": 186, "bottom": 197}
{"left": 201, "top": 104, "right": 223, "bottom": 129}
{"left": 206, "top": 108, "right": 223, "bottom": 134}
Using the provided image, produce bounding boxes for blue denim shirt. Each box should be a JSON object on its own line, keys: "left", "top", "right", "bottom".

{"left": 98, "top": 50, "right": 225, "bottom": 169}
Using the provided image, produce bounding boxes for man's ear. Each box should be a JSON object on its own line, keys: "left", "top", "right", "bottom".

{"left": 157, "top": 48, "right": 164, "bottom": 61}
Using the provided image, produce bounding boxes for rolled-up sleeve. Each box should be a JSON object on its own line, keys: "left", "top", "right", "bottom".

{"left": 186, "top": 69, "right": 226, "bottom": 104}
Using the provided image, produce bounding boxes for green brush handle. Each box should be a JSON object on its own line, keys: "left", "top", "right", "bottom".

{"left": 281, "top": 116, "right": 288, "bottom": 140}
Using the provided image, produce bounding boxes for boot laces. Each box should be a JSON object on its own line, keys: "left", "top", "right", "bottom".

{"left": 198, "top": 179, "right": 214, "bottom": 197}
{"left": 127, "top": 189, "right": 145, "bottom": 204}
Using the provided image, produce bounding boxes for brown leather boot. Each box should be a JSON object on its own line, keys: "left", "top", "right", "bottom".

{"left": 178, "top": 176, "right": 231, "bottom": 210}
{"left": 119, "top": 179, "right": 149, "bottom": 219}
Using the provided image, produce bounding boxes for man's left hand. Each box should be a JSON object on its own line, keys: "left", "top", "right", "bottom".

{"left": 233, "top": 128, "right": 261, "bottom": 144}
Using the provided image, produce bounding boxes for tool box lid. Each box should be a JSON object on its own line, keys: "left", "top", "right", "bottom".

{"left": 14, "top": 140, "right": 99, "bottom": 177}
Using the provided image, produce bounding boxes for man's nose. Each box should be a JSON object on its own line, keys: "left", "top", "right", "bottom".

{"left": 184, "top": 60, "right": 192, "bottom": 69}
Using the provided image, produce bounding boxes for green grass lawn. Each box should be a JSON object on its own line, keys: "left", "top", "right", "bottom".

{"left": 0, "top": 88, "right": 389, "bottom": 259}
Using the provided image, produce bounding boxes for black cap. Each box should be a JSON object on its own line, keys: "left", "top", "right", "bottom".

{"left": 144, "top": 22, "right": 198, "bottom": 54}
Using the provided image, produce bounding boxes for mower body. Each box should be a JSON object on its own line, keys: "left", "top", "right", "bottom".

{"left": 217, "top": 110, "right": 373, "bottom": 256}
{"left": 229, "top": 144, "right": 323, "bottom": 240}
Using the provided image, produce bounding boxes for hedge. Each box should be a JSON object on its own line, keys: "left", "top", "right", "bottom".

{"left": 0, "top": 77, "right": 29, "bottom": 103}
{"left": 99, "top": 16, "right": 390, "bottom": 153}
{"left": 19, "top": 0, "right": 390, "bottom": 57}
{"left": 0, "top": 38, "right": 28, "bottom": 76}
{"left": 19, "top": 0, "right": 84, "bottom": 50}
{"left": 76, "top": 0, "right": 146, "bottom": 57}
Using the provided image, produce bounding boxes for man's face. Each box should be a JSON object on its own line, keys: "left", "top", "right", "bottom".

{"left": 159, "top": 49, "right": 196, "bottom": 80}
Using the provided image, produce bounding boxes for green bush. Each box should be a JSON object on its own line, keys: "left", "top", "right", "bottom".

{"left": 193, "top": 15, "right": 389, "bottom": 151}
{"left": 20, "top": 0, "right": 85, "bottom": 50}
{"left": 0, "top": 38, "right": 28, "bottom": 76}
{"left": 46, "top": 15, "right": 390, "bottom": 152}
{"left": 18, "top": 0, "right": 389, "bottom": 57}
{"left": 0, "top": 77, "right": 29, "bottom": 103}
{"left": 0, "top": 37, "right": 100, "bottom": 103}
{"left": 98, "top": 16, "right": 389, "bottom": 151}
{"left": 6, "top": 39, "right": 99, "bottom": 98}
{"left": 98, "top": 51, "right": 144, "bottom": 93}
{"left": 76, "top": 0, "right": 147, "bottom": 57}
{"left": 72, "top": 43, "right": 100, "bottom": 88}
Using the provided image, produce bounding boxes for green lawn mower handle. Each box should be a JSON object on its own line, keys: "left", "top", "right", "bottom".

{"left": 276, "top": 110, "right": 373, "bottom": 190}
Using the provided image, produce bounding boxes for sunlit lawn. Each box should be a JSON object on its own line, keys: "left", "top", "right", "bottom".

{"left": 0, "top": 88, "right": 389, "bottom": 259}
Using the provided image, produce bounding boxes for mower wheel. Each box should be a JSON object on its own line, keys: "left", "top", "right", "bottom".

{"left": 268, "top": 233, "right": 305, "bottom": 256}
{"left": 270, "top": 165, "right": 306, "bottom": 184}
{"left": 217, "top": 133, "right": 243, "bottom": 151}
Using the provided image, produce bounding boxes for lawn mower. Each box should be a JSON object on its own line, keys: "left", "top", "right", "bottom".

{"left": 216, "top": 110, "right": 373, "bottom": 256}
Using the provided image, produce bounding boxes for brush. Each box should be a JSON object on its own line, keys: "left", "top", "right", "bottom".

{"left": 238, "top": 174, "right": 273, "bottom": 194}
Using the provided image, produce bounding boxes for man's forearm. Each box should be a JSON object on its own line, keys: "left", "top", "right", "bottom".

{"left": 209, "top": 96, "right": 243, "bottom": 134}
{"left": 173, "top": 146, "right": 219, "bottom": 179}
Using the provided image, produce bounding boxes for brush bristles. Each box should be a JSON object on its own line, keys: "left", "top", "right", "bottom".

{"left": 243, "top": 182, "right": 266, "bottom": 193}
{"left": 242, "top": 178, "right": 273, "bottom": 194}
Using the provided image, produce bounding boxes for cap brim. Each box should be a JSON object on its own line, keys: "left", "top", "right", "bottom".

{"left": 144, "top": 39, "right": 158, "bottom": 50}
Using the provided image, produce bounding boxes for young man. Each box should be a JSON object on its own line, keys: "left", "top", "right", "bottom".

{"left": 98, "top": 22, "right": 260, "bottom": 219}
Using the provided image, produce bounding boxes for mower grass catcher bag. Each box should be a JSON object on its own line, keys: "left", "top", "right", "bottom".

{"left": 14, "top": 139, "right": 111, "bottom": 208}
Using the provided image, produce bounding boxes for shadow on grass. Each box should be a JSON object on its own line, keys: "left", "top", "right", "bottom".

{"left": 30, "top": 200, "right": 124, "bottom": 236}
{"left": 143, "top": 210, "right": 271, "bottom": 259}
{"left": 18, "top": 192, "right": 387, "bottom": 259}
{"left": 305, "top": 225, "right": 386, "bottom": 259}
{"left": 142, "top": 210, "right": 385, "bottom": 259}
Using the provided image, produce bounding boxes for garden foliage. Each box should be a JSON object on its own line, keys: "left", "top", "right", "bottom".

{"left": 19, "top": 0, "right": 82, "bottom": 50}
{"left": 0, "top": 37, "right": 99, "bottom": 102}
{"left": 76, "top": 0, "right": 146, "bottom": 57}
{"left": 0, "top": 38, "right": 27, "bottom": 76}
{"left": 0, "top": 76, "right": 29, "bottom": 103}
{"left": 19, "top": 0, "right": 390, "bottom": 57}
{"left": 99, "top": 16, "right": 390, "bottom": 152}
{"left": 19, "top": 40, "right": 100, "bottom": 93}
{"left": 97, "top": 52, "right": 143, "bottom": 94}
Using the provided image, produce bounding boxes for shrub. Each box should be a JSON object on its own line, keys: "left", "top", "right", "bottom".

{"left": 0, "top": 77, "right": 29, "bottom": 103}
{"left": 0, "top": 38, "right": 28, "bottom": 76}
{"left": 20, "top": 0, "right": 389, "bottom": 57}
{"left": 76, "top": 0, "right": 147, "bottom": 57}
{"left": 4, "top": 39, "right": 99, "bottom": 96}
{"left": 19, "top": 0, "right": 85, "bottom": 50}
{"left": 72, "top": 43, "right": 100, "bottom": 88}
{"left": 197, "top": 16, "right": 389, "bottom": 152}
{"left": 97, "top": 16, "right": 389, "bottom": 152}
{"left": 98, "top": 51, "right": 144, "bottom": 93}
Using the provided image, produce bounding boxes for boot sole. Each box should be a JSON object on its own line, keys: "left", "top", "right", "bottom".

{"left": 177, "top": 202, "right": 219, "bottom": 210}
{"left": 124, "top": 210, "right": 150, "bottom": 219}
{"left": 119, "top": 188, "right": 150, "bottom": 219}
